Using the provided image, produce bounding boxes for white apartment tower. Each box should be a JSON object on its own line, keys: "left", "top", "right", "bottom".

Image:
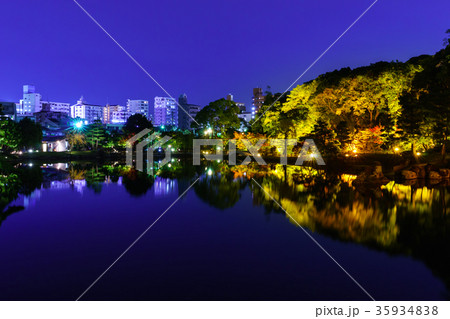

{"left": 127, "top": 99, "right": 150, "bottom": 120}
{"left": 153, "top": 97, "right": 178, "bottom": 127}
{"left": 17, "top": 85, "right": 70, "bottom": 115}
{"left": 19, "top": 85, "right": 41, "bottom": 115}
{"left": 70, "top": 96, "right": 103, "bottom": 123}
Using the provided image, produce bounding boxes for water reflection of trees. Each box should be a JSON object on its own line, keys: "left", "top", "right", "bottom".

{"left": 249, "top": 165, "right": 450, "bottom": 293}
{"left": 1, "top": 163, "right": 43, "bottom": 227}
{"left": 193, "top": 161, "right": 247, "bottom": 209}
{"left": 2, "top": 160, "right": 450, "bottom": 292}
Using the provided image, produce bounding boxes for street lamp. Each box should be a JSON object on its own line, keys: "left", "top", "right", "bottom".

{"left": 74, "top": 121, "right": 83, "bottom": 129}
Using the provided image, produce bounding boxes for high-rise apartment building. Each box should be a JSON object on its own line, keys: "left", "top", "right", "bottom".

{"left": 103, "top": 104, "right": 130, "bottom": 124}
{"left": 178, "top": 94, "right": 201, "bottom": 130}
{"left": 153, "top": 97, "right": 178, "bottom": 127}
{"left": 251, "top": 87, "right": 265, "bottom": 118}
{"left": 70, "top": 96, "right": 103, "bottom": 123}
{"left": 127, "top": 99, "right": 150, "bottom": 120}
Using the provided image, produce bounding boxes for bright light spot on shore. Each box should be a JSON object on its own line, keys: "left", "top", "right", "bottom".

{"left": 257, "top": 153, "right": 261, "bottom": 157}
{"left": 416, "top": 152, "right": 421, "bottom": 156}
{"left": 28, "top": 149, "right": 33, "bottom": 153}
{"left": 171, "top": 148, "right": 175, "bottom": 152}
{"left": 207, "top": 169, "right": 213, "bottom": 176}
{"left": 352, "top": 149, "right": 357, "bottom": 153}
{"left": 168, "top": 164, "right": 171, "bottom": 167}
{"left": 394, "top": 147, "right": 400, "bottom": 152}
{"left": 75, "top": 121, "right": 83, "bottom": 129}
{"left": 345, "top": 154, "right": 349, "bottom": 157}
{"left": 310, "top": 153, "right": 316, "bottom": 158}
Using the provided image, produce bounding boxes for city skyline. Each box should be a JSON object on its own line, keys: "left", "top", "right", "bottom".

{"left": 1, "top": 0, "right": 449, "bottom": 108}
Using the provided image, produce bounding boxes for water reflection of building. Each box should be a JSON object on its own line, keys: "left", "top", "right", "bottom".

{"left": 154, "top": 177, "right": 178, "bottom": 197}
{"left": 49, "top": 180, "right": 87, "bottom": 194}
{"left": 23, "top": 189, "right": 42, "bottom": 208}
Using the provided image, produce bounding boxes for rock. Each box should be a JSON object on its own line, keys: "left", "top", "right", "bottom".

{"left": 411, "top": 165, "right": 426, "bottom": 179}
{"left": 401, "top": 170, "right": 417, "bottom": 180}
{"left": 429, "top": 171, "right": 442, "bottom": 180}
{"left": 352, "top": 164, "right": 389, "bottom": 188}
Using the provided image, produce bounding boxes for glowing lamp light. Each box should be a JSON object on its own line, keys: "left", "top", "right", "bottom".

{"left": 204, "top": 128, "right": 213, "bottom": 135}
{"left": 310, "top": 153, "right": 316, "bottom": 158}
{"left": 28, "top": 149, "right": 33, "bottom": 153}
{"left": 345, "top": 154, "right": 349, "bottom": 157}
{"left": 168, "top": 164, "right": 171, "bottom": 167}
{"left": 352, "top": 149, "right": 357, "bottom": 154}
{"left": 171, "top": 148, "right": 175, "bottom": 152}
{"left": 75, "top": 121, "right": 83, "bottom": 129}
{"left": 207, "top": 169, "right": 213, "bottom": 176}
{"left": 416, "top": 152, "right": 421, "bottom": 156}
{"left": 394, "top": 147, "right": 400, "bottom": 152}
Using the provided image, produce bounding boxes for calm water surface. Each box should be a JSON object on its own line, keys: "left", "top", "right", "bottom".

{"left": 0, "top": 160, "right": 449, "bottom": 300}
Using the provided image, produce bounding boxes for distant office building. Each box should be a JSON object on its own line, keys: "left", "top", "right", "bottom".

{"left": 70, "top": 96, "right": 103, "bottom": 123}
{"left": 153, "top": 96, "right": 178, "bottom": 127}
{"left": 127, "top": 99, "right": 150, "bottom": 120}
{"left": 252, "top": 87, "right": 265, "bottom": 118}
{"left": 19, "top": 85, "right": 41, "bottom": 115}
{"left": 226, "top": 93, "right": 246, "bottom": 112}
{"left": 178, "top": 94, "right": 201, "bottom": 130}
{"left": 238, "top": 112, "right": 252, "bottom": 122}
{"left": 103, "top": 104, "right": 130, "bottom": 124}
{"left": 46, "top": 102, "right": 70, "bottom": 114}
{"left": 18, "top": 85, "right": 70, "bottom": 115}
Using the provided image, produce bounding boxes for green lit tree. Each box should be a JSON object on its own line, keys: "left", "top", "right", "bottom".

{"left": 85, "top": 120, "right": 107, "bottom": 150}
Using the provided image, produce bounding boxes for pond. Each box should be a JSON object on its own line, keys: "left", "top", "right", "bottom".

{"left": 0, "top": 160, "right": 449, "bottom": 300}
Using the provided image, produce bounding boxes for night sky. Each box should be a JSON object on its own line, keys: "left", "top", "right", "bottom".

{"left": 1, "top": 0, "right": 449, "bottom": 110}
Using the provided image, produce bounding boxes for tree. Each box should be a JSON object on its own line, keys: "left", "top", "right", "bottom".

{"left": 85, "top": 120, "right": 106, "bottom": 150}
{"left": 399, "top": 43, "right": 450, "bottom": 160}
{"left": 17, "top": 117, "right": 43, "bottom": 150}
{"left": 0, "top": 118, "right": 19, "bottom": 152}
{"left": 310, "top": 120, "right": 340, "bottom": 156}
{"left": 66, "top": 132, "right": 87, "bottom": 150}
{"left": 123, "top": 114, "right": 153, "bottom": 135}
{"left": 194, "top": 98, "right": 240, "bottom": 137}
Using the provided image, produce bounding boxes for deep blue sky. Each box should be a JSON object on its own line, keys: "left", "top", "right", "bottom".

{"left": 1, "top": 0, "right": 449, "bottom": 110}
